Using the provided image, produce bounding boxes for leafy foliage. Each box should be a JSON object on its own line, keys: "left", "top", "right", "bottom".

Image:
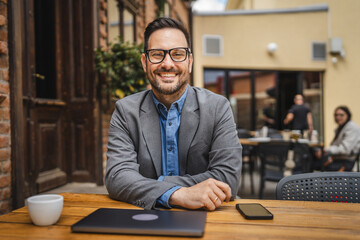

{"left": 95, "top": 40, "right": 148, "bottom": 99}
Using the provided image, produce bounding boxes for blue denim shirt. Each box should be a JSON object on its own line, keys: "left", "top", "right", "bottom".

{"left": 152, "top": 86, "right": 188, "bottom": 208}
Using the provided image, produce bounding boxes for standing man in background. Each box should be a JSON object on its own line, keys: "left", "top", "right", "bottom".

{"left": 105, "top": 17, "right": 242, "bottom": 211}
{"left": 284, "top": 94, "right": 313, "bottom": 133}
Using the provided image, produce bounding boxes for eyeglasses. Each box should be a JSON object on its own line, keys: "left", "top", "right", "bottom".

{"left": 145, "top": 47, "right": 191, "bottom": 64}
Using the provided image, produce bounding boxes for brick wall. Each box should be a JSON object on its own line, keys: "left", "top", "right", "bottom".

{"left": 0, "top": 0, "right": 11, "bottom": 214}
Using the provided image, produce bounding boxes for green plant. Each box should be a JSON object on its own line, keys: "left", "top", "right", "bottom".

{"left": 95, "top": 39, "right": 148, "bottom": 99}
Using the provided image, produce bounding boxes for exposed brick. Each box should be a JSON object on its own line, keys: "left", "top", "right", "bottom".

{"left": 0, "top": 175, "right": 10, "bottom": 188}
{"left": 0, "top": 148, "right": 9, "bottom": 161}
{"left": 0, "top": 136, "right": 9, "bottom": 148}
{"left": 1, "top": 69, "right": 8, "bottom": 81}
{"left": 0, "top": 96, "right": 9, "bottom": 107}
{"left": 2, "top": 109, "right": 9, "bottom": 120}
{"left": 0, "top": 29, "right": 7, "bottom": 42}
{"left": 2, "top": 187, "right": 10, "bottom": 199}
{"left": 0, "top": 6, "right": 6, "bottom": 17}
{"left": 0, "top": 200, "right": 10, "bottom": 214}
{"left": 101, "top": 0, "right": 107, "bottom": 10}
{"left": 2, "top": 160, "right": 10, "bottom": 173}
{"left": 0, "top": 41, "right": 7, "bottom": 55}
{"left": 0, "top": 122, "right": 9, "bottom": 134}
{"left": 0, "top": 56, "right": 8, "bottom": 68}
{"left": 100, "top": 24, "right": 107, "bottom": 38}
{"left": 0, "top": 81, "right": 8, "bottom": 93}
{"left": 0, "top": 15, "right": 5, "bottom": 26}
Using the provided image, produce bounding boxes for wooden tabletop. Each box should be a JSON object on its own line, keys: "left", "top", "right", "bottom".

{"left": 0, "top": 193, "right": 359, "bottom": 239}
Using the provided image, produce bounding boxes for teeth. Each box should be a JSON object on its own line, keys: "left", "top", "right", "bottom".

{"left": 160, "top": 73, "right": 176, "bottom": 77}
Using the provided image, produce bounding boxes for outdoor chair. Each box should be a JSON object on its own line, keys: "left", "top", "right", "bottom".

{"left": 292, "top": 142, "right": 313, "bottom": 174}
{"left": 258, "top": 141, "right": 291, "bottom": 199}
{"left": 276, "top": 172, "right": 360, "bottom": 203}
{"left": 237, "top": 129, "right": 255, "bottom": 194}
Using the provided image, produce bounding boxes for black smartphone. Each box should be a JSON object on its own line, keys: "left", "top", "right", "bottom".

{"left": 236, "top": 203, "right": 273, "bottom": 220}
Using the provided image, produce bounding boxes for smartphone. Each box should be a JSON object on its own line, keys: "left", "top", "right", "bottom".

{"left": 236, "top": 203, "right": 273, "bottom": 220}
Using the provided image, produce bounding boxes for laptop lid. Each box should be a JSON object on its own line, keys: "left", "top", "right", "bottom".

{"left": 71, "top": 208, "right": 207, "bottom": 237}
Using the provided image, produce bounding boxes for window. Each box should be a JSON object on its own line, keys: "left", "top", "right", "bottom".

{"left": 204, "top": 69, "right": 323, "bottom": 141}
{"left": 108, "top": 0, "right": 137, "bottom": 43}
{"left": 203, "top": 35, "right": 223, "bottom": 56}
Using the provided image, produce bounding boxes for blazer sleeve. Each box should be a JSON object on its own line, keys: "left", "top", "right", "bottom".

{"left": 105, "top": 102, "right": 178, "bottom": 209}
{"left": 163, "top": 98, "right": 242, "bottom": 198}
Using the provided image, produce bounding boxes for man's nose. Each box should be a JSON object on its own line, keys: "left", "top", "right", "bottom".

{"left": 160, "top": 53, "right": 175, "bottom": 68}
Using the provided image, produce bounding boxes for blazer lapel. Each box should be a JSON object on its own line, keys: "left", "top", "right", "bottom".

{"left": 140, "top": 92, "right": 162, "bottom": 176}
{"left": 178, "top": 87, "right": 199, "bottom": 175}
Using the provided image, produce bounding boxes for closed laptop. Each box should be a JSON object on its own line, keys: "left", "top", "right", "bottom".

{"left": 71, "top": 208, "right": 206, "bottom": 237}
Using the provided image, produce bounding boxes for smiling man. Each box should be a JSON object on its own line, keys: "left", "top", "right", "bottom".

{"left": 105, "top": 18, "right": 242, "bottom": 211}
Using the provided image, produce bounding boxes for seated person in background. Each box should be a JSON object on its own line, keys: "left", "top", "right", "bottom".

{"left": 105, "top": 17, "right": 242, "bottom": 211}
{"left": 284, "top": 94, "right": 313, "bottom": 133}
{"left": 315, "top": 106, "right": 360, "bottom": 171}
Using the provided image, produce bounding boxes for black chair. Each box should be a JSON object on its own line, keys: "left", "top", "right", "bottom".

{"left": 276, "top": 172, "right": 360, "bottom": 203}
{"left": 237, "top": 129, "right": 255, "bottom": 194}
{"left": 258, "top": 141, "right": 291, "bottom": 199}
{"left": 292, "top": 142, "right": 313, "bottom": 173}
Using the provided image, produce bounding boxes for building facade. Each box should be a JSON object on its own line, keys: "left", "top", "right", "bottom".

{"left": 193, "top": 0, "right": 360, "bottom": 147}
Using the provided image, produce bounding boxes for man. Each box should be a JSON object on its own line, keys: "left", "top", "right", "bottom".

{"left": 105, "top": 18, "right": 242, "bottom": 211}
{"left": 283, "top": 94, "right": 313, "bottom": 132}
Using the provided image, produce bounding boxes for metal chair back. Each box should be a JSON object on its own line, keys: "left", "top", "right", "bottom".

{"left": 276, "top": 172, "right": 360, "bottom": 203}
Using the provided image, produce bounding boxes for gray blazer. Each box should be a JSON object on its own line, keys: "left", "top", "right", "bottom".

{"left": 105, "top": 86, "right": 242, "bottom": 209}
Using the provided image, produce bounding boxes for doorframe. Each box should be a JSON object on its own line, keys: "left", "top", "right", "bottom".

{"left": 9, "top": 0, "right": 26, "bottom": 209}
{"left": 9, "top": 0, "right": 103, "bottom": 209}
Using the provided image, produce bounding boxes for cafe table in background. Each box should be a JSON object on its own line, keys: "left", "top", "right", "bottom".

{"left": 0, "top": 193, "right": 359, "bottom": 239}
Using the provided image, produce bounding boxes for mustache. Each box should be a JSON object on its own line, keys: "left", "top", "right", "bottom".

{"left": 154, "top": 68, "right": 179, "bottom": 74}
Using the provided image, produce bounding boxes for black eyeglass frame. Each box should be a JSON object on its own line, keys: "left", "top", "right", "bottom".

{"left": 145, "top": 47, "right": 191, "bottom": 64}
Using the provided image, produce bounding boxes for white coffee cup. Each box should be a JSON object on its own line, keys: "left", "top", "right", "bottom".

{"left": 26, "top": 194, "right": 63, "bottom": 226}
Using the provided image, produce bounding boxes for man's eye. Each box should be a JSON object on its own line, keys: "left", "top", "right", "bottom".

{"left": 151, "top": 52, "right": 164, "bottom": 57}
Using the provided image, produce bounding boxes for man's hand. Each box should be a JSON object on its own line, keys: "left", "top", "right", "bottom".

{"left": 169, "top": 178, "right": 232, "bottom": 211}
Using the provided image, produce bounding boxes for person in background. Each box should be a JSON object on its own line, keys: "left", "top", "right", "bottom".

{"left": 283, "top": 94, "right": 313, "bottom": 132}
{"left": 105, "top": 17, "right": 242, "bottom": 211}
{"left": 315, "top": 106, "right": 360, "bottom": 171}
{"left": 262, "top": 98, "right": 276, "bottom": 129}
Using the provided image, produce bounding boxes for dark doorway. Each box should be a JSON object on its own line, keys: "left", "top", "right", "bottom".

{"left": 11, "top": 0, "right": 101, "bottom": 205}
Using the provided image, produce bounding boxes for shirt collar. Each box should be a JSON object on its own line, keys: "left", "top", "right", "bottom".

{"left": 152, "top": 85, "right": 189, "bottom": 114}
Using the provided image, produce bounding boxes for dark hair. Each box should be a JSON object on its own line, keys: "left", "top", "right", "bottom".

{"left": 143, "top": 17, "right": 191, "bottom": 52}
{"left": 332, "top": 105, "right": 352, "bottom": 143}
{"left": 335, "top": 105, "right": 352, "bottom": 121}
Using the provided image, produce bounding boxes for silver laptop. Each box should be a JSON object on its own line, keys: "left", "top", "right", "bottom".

{"left": 71, "top": 208, "right": 206, "bottom": 237}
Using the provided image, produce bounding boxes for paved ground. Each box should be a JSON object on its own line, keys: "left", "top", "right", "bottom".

{"left": 45, "top": 168, "right": 277, "bottom": 200}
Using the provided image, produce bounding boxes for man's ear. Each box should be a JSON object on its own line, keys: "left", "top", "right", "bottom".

{"left": 141, "top": 53, "right": 147, "bottom": 72}
{"left": 188, "top": 53, "right": 193, "bottom": 74}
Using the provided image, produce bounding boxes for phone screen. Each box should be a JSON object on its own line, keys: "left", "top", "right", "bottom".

{"left": 236, "top": 203, "right": 273, "bottom": 220}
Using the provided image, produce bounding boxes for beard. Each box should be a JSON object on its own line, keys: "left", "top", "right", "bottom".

{"left": 147, "top": 67, "right": 189, "bottom": 95}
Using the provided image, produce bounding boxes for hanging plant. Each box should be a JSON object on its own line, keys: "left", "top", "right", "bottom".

{"left": 95, "top": 39, "right": 148, "bottom": 99}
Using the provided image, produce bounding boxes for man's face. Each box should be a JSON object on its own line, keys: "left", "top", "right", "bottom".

{"left": 141, "top": 28, "right": 193, "bottom": 96}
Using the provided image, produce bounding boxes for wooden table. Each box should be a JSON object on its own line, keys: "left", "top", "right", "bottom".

{"left": 239, "top": 138, "right": 323, "bottom": 148}
{"left": 0, "top": 193, "right": 359, "bottom": 239}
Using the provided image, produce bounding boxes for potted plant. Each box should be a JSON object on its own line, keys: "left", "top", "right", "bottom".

{"left": 95, "top": 39, "right": 148, "bottom": 99}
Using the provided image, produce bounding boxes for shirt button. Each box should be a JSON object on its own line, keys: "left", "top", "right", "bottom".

{"left": 169, "top": 122, "right": 172, "bottom": 126}
{"left": 168, "top": 147, "right": 172, "bottom": 151}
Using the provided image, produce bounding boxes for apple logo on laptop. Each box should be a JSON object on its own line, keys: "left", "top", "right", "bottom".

{"left": 132, "top": 214, "right": 159, "bottom": 221}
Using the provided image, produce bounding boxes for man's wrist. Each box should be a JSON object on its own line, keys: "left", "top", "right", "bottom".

{"left": 169, "top": 187, "right": 184, "bottom": 206}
